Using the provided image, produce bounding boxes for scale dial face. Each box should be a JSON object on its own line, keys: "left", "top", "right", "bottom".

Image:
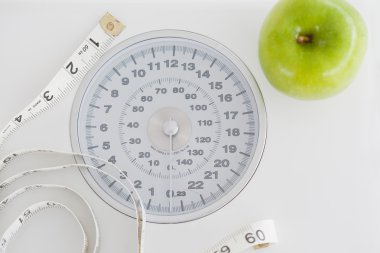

{"left": 70, "top": 30, "right": 266, "bottom": 223}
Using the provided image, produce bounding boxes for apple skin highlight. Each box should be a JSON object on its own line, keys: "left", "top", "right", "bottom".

{"left": 259, "top": 0, "right": 368, "bottom": 100}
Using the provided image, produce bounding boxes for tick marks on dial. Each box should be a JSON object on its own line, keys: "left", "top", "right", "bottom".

{"left": 151, "top": 48, "right": 156, "bottom": 58}
{"left": 239, "top": 152, "right": 250, "bottom": 157}
{"left": 210, "top": 58, "right": 217, "bottom": 68}
{"left": 173, "top": 46, "right": 176, "bottom": 56}
{"left": 180, "top": 200, "right": 185, "bottom": 211}
{"left": 225, "top": 72, "right": 234, "bottom": 80}
{"left": 200, "top": 194, "right": 206, "bottom": 205}
{"left": 109, "top": 180, "right": 117, "bottom": 188}
{"left": 243, "top": 132, "right": 255, "bottom": 136}
{"left": 217, "top": 184, "right": 225, "bottom": 193}
{"left": 236, "top": 90, "right": 247, "bottom": 96}
{"left": 89, "top": 104, "right": 100, "bottom": 109}
{"left": 99, "top": 85, "right": 108, "bottom": 91}
{"left": 97, "top": 164, "right": 106, "bottom": 169}
{"left": 113, "top": 68, "right": 121, "bottom": 76}
{"left": 192, "top": 49, "right": 197, "bottom": 59}
{"left": 147, "top": 199, "right": 152, "bottom": 210}
{"left": 230, "top": 169, "right": 241, "bottom": 176}
{"left": 242, "top": 111, "right": 254, "bottom": 115}
{"left": 131, "top": 55, "right": 137, "bottom": 65}
{"left": 86, "top": 125, "right": 96, "bottom": 128}
{"left": 88, "top": 145, "right": 99, "bottom": 150}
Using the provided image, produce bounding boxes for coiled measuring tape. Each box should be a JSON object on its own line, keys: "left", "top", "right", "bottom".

{"left": 0, "top": 150, "right": 146, "bottom": 253}
{"left": 0, "top": 12, "right": 278, "bottom": 253}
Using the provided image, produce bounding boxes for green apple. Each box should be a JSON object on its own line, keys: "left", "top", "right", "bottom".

{"left": 259, "top": 0, "right": 368, "bottom": 99}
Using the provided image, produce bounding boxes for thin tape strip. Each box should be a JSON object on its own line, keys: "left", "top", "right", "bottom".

{"left": 205, "top": 220, "right": 278, "bottom": 253}
{"left": 0, "top": 12, "right": 124, "bottom": 149}
{"left": 0, "top": 185, "right": 95, "bottom": 253}
{"left": 0, "top": 150, "right": 146, "bottom": 253}
{"left": 0, "top": 163, "right": 144, "bottom": 253}
{"left": 1, "top": 201, "right": 89, "bottom": 253}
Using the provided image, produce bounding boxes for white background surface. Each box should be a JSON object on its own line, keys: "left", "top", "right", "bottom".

{"left": 0, "top": 0, "right": 379, "bottom": 253}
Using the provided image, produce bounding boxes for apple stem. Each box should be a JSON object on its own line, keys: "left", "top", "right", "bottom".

{"left": 296, "top": 34, "right": 313, "bottom": 44}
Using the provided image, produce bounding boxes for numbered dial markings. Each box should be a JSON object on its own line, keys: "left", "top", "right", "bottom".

{"left": 71, "top": 31, "right": 266, "bottom": 223}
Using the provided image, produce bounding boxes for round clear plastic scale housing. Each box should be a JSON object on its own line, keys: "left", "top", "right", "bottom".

{"left": 70, "top": 30, "right": 267, "bottom": 223}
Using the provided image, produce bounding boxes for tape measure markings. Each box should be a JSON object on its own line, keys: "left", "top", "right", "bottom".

{"left": 1, "top": 201, "right": 89, "bottom": 253}
{"left": 0, "top": 149, "right": 146, "bottom": 252}
{"left": 0, "top": 13, "right": 123, "bottom": 148}
{"left": 0, "top": 182, "right": 100, "bottom": 253}
{"left": 0, "top": 159, "right": 146, "bottom": 253}
{"left": 205, "top": 220, "right": 277, "bottom": 253}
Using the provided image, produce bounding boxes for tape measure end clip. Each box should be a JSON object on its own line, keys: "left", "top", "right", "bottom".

{"left": 100, "top": 12, "right": 125, "bottom": 37}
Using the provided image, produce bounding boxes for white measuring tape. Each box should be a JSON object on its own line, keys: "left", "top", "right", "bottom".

{"left": 0, "top": 13, "right": 124, "bottom": 148}
{"left": 0, "top": 150, "right": 146, "bottom": 253}
{"left": 204, "top": 220, "right": 277, "bottom": 253}
{"left": 0, "top": 12, "right": 278, "bottom": 253}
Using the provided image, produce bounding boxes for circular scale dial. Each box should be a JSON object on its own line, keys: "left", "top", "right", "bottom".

{"left": 71, "top": 31, "right": 266, "bottom": 223}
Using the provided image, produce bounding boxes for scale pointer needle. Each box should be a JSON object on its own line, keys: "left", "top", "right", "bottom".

{"left": 163, "top": 118, "right": 179, "bottom": 213}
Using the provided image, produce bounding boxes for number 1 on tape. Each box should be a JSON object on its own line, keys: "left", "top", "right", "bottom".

{"left": 0, "top": 13, "right": 125, "bottom": 148}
